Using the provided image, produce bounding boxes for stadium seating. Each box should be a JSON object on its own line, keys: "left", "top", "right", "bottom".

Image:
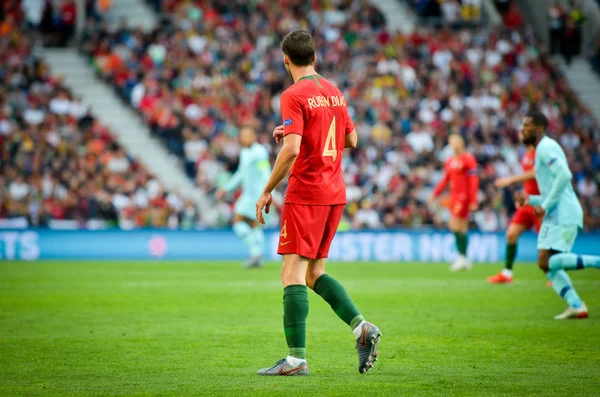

{"left": 0, "top": 25, "right": 199, "bottom": 229}
{"left": 76, "top": 0, "right": 600, "bottom": 231}
{"left": 4, "top": 0, "right": 598, "bottom": 231}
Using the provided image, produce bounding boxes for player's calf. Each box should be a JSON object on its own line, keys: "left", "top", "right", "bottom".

{"left": 537, "top": 251, "right": 551, "bottom": 273}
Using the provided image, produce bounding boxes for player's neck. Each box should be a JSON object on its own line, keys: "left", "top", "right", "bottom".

{"left": 291, "top": 66, "right": 318, "bottom": 83}
{"left": 534, "top": 134, "right": 545, "bottom": 147}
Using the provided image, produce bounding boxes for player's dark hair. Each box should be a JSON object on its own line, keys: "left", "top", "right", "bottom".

{"left": 281, "top": 30, "right": 316, "bottom": 66}
{"left": 526, "top": 111, "right": 549, "bottom": 129}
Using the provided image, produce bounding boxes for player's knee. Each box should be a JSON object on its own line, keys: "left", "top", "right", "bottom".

{"left": 281, "top": 267, "right": 306, "bottom": 287}
{"left": 305, "top": 269, "right": 325, "bottom": 290}
{"left": 506, "top": 229, "right": 520, "bottom": 244}
{"left": 537, "top": 257, "right": 549, "bottom": 272}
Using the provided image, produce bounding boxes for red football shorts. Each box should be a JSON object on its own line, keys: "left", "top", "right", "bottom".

{"left": 277, "top": 203, "right": 344, "bottom": 259}
{"left": 450, "top": 200, "right": 469, "bottom": 220}
{"left": 511, "top": 205, "right": 542, "bottom": 232}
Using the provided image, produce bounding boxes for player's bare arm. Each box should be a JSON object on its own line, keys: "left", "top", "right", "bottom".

{"left": 514, "top": 191, "right": 528, "bottom": 208}
{"left": 428, "top": 171, "right": 449, "bottom": 205}
{"left": 273, "top": 124, "right": 284, "bottom": 143}
{"left": 514, "top": 191, "right": 543, "bottom": 215}
{"left": 345, "top": 129, "right": 358, "bottom": 149}
{"left": 256, "top": 134, "right": 302, "bottom": 224}
{"left": 495, "top": 170, "right": 536, "bottom": 188}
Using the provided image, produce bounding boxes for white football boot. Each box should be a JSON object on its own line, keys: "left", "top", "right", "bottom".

{"left": 450, "top": 255, "right": 472, "bottom": 272}
{"left": 554, "top": 303, "right": 588, "bottom": 320}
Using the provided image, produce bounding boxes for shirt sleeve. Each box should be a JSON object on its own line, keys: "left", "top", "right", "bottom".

{"left": 432, "top": 164, "right": 449, "bottom": 197}
{"left": 280, "top": 91, "right": 304, "bottom": 137}
{"left": 538, "top": 142, "right": 572, "bottom": 212}
{"left": 466, "top": 154, "right": 479, "bottom": 205}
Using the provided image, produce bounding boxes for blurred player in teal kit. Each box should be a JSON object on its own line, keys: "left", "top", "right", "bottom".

{"left": 216, "top": 126, "right": 271, "bottom": 268}
{"left": 516, "top": 112, "right": 600, "bottom": 319}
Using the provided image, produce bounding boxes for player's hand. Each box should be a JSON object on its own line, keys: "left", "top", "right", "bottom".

{"left": 215, "top": 189, "right": 226, "bottom": 201}
{"left": 273, "top": 125, "right": 284, "bottom": 143}
{"left": 514, "top": 191, "right": 528, "bottom": 208}
{"left": 468, "top": 203, "right": 478, "bottom": 212}
{"left": 533, "top": 206, "right": 545, "bottom": 217}
{"left": 427, "top": 195, "right": 436, "bottom": 206}
{"left": 494, "top": 176, "right": 513, "bottom": 189}
{"left": 256, "top": 191, "right": 272, "bottom": 225}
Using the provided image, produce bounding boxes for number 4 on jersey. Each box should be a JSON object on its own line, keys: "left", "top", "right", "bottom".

{"left": 322, "top": 117, "right": 337, "bottom": 161}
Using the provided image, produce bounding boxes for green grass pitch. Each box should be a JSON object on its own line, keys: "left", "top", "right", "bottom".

{"left": 1, "top": 260, "right": 599, "bottom": 396}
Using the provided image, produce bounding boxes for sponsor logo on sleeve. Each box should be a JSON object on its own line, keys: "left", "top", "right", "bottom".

{"left": 283, "top": 119, "right": 293, "bottom": 126}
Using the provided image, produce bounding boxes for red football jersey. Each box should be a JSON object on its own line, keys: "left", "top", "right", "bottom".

{"left": 280, "top": 74, "right": 355, "bottom": 205}
{"left": 521, "top": 149, "right": 540, "bottom": 195}
{"left": 432, "top": 152, "right": 479, "bottom": 204}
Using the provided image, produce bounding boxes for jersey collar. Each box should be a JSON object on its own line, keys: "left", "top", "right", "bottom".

{"left": 297, "top": 74, "right": 322, "bottom": 83}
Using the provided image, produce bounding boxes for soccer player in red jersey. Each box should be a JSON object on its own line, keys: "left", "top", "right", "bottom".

{"left": 487, "top": 146, "right": 542, "bottom": 284}
{"left": 428, "top": 134, "right": 479, "bottom": 271}
{"left": 255, "top": 30, "right": 380, "bottom": 376}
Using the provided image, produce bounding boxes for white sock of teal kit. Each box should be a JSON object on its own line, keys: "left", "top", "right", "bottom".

{"left": 549, "top": 253, "right": 600, "bottom": 271}
{"left": 233, "top": 222, "right": 254, "bottom": 255}
{"left": 250, "top": 227, "right": 265, "bottom": 258}
{"left": 547, "top": 270, "right": 583, "bottom": 309}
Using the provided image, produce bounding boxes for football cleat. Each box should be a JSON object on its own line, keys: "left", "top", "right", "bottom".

{"left": 244, "top": 255, "right": 263, "bottom": 269}
{"left": 257, "top": 357, "right": 308, "bottom": 376}
{"left": 356, "top": 322, "right": 381, "bottom": 374}
{"left": 554, "top": 303, "right": 588, "bottom": 320}
{"left": 450, "top": 255, "right": 472, "bottom": 272}
{"left": 487, "top": 272, "right": 513, "bottom": 284}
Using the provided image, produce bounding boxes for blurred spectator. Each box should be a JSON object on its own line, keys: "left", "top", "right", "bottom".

{"left": 548, "top": 2, "right": 565, "bottom": 56}
{"left": 21, "top": 0, "right": 44, "bottom": 32}
{"left": 577, "top": 174, "right": 598, "bottom": 198}
{"left": 461, "top": 0, "right": 481, "bottom": 23}
{"left": 411, "top": 0, "right": 481, "bottom": 25}
{"left": 561, "top": 16, "right": 582, "bottom": 65}
{"left": 406, "top": 123, "right": 434, "bottom": 154}
{"left": 501, "top": 2, "right": 523, "bottom": 30}
{"left": 87, "top": 0, "right": 113, "bottom": 21}
{"left": 353, "top": 199, "right": 382, "bottom": 229}
{"left": 58, "top": 0, "right": 77, "bottom": 46}
{"left": 474, "top": 205, "right": 500, "bottom": 232}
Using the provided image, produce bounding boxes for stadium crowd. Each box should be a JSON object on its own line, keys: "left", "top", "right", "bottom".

{"left": 0, "top": 22, "right": 199, "bottom": 229}
{"left": 409, "top": 0, "right": 482, "bottom": 25}
{"left": 3, "top": 0, "right": 599, "bottom": 231}
{"left": 77, "top": 0, "right": 600, "bottom": 231}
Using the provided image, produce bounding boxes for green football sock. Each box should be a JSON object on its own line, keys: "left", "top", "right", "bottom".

{"left": 313, "top": 274, "right": 364, "bottom": 329}
{"left": 454, "top": 232, "right": 468, "bottom": 255}
{"left": 505, "top": 243, "right": 517, "bottom": 270}
{"left": 283, "top": 285, "right": 308, "bottom": 359}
